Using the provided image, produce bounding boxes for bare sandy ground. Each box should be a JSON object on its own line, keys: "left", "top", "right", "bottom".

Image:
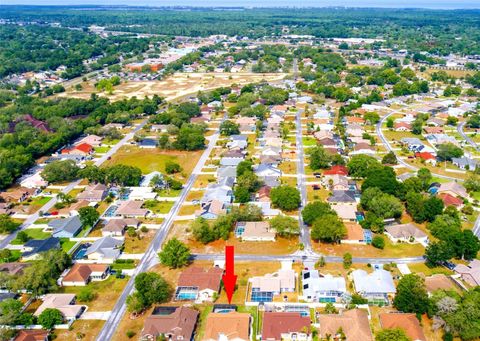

{"left": 59, "top": 72, "right": 288, "bottom": 101}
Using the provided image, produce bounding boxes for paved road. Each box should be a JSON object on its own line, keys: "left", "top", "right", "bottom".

{"left": 377, "top": 111, "right": 463, "bottom": 182}
{"left": 294, "top": 110, "right": 311, "bottom": 251}
{"left": 192, "top": 253, "right": 425, "bottom": 264}
{"left": 458, "top": 121, "right": 479, "bottom": 151}
{"left": 0, "top": 120, "right": 147, "bottom": 250}
{"left": 96, "top": 117, "right": 224, "bottom": 341}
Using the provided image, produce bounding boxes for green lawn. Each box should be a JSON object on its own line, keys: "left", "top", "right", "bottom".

{"left": 30, "top": 196, "right": 52, "bottom": 207}
{"left": 11, "top": 228, "right": 51, "bottom": 245}
{"left": 143, "top": 200, "right": 175, "bottom": 214}
{"left": 155, "top": 189, "right": 182, "bottom": 197}
{"left": 302, "top": 136, "right": 317, "bottom": 147}
{"left": 0, "top": 250, "right": 21, "bottom": 263}
{"left": 94, "top": 146, "right": 110, "bottom": 153}
{"left": 60, "top": 239, "right": 77, "bottom": 253}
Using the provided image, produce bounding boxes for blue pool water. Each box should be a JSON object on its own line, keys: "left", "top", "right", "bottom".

{"left": 104, "top": 205, "right": 118, "bottom": 217}
{"left": 73, "top": 246, "right": 88, "bottom": 260}
{"left": 176, "top": 292, "right": 197, "bottom": 300}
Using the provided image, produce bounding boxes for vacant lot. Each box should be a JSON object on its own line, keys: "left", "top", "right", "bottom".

{"left": 55, "top": 319, "right": 105, "bottom": 341}
{"left": 58, "top": 276, "right": 129, "bottom": 311}
{"left": 167, "top": 221, "right": 299, "bottom": 255}
{"left": 61, "top": 72, "right": 286, "bottom": 101}
{"left": 103, "top": 145, "right": 202, "bottom": 178}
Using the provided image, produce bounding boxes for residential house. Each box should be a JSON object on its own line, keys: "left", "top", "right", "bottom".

{"left": 351, "top": 269, "right": 396, "bottom": 304}
{"left": 14, "top": 330, "right": 49, "bottom": 341}
{"left": 438, "top": 193, "right": 464, "bottom": 209}
{"left": 58, "top": 200, "right": 89, "bottom": 217}
{"left": 102, "top": 218, "right": 140, "bottom": 237}
{"left": 235, "top": 117, "right": 257, "bottom": 133}
{"left": 342, "top": 223, "right": 371, "bottom": 245}
{"left": 384, "top": 223, "right": 428, "bottom": 245}
{"left": 330, "top": 203, "right": 357, "bottom": 222}
{"left": 346, "top": 123, "right": 364, "bottom": 137}
{"left": 220, "top": 156, "right": 244, "bottom": 167}
{"left": 426, "top": 133, "right": 458, "bottom": 146}
{"left": 323, "top": 165, "right": 348, "bottom": 176}
{"left": 235, "top": 221, "right": 276, "bottom": 242}
{"left": 323, "top": 174, "right": 349, "bottom": 191}
{"left": 454, "top": 260, "right": 480, "bottom": 286}
{"left": 116, "top": 200, "right": 148, "bottom": 218}
{"left": 195, "top": 200, "right": 227, "bottom": 220}
{"left": 254, "top": 164, "right": 281, "bottom": 180}
{"left": 302, "top": 270, "right": 347, "bottom": 303}
{"left": 394, "top": 122, "right": 412, "bottom": 132}
{"left": 452, "top": 157, "right": 478, "bottom": 171}
{"left": 20, "top": 171, "right": 48, "bottom": 189}
{"left": 202, "top": 312, "right": 250, "bottom": 341}
{"left": 256, "top": 186, "right": 271, "bottom": 202}
{"left": 437, "top": 182, "right": 468, "bottom": 198}
{"left": 201, "top": 182, "right": 233, "bottom": 206}
{"left": 77, "top": 184, "right": 108, "bottom": 202}
{"left": 34, "top": 294, "right": 84, "bottom": 320}
{"left": 0, "top": 203, "right": 12, "bottom": 215}
{"left": 423, "top": 126, "right": 444, "bottom": 134}
{"left": 250, "top": 201, "right": 281, "bottom": 217}
{"left": 415, "top": 152, "right": 437, "bottom": 166}
{"left": 351, "top": 142, "right": 375, "bottom": 155}
{"left": 426, "top": 117, "right": 445, "bottom": 127}
{"left": 227, "top": 135, "right": 248, "bottom": 150}
{"left": 424, "top": 274, "right": 457, "bottom": 294}
{"left": 77, "top": 135, "right": 103, "bottom": 147}
{"left": 318, "top": 309, "right": 373, "bottom": 341}
{"left": 85, "top": 236, "right": 123, "bottom": 262}
{"left": 22, "top": 237, "right": 60, "bottom": 260}
{"left": 216, "top": 166, "right": 237, "bottom": 181}
{"left": 175, "top": 267, "right": 223, "bottom": 303}
{"left": 316, "top": 137, "right": 337, "bottom": 149}
{"left": 379, "top": 313, "right": 426, "bottom": 341}
{"left": 61, "top": 143, "right": 93, "bottom": 156}
{"left": 61, "top": 263, "right": 110, "bottom": 286}
{"left": 327, "top": 190, "right": 357, "bottom": 204}
{"left": 141, "top": 306, "right": 199, "bottom": 341}
{"left": 49, "top": 215, "right": 83, "bottom": 238}
{"left": 261, "top": 146, "right": 282, "bottom": 158}
{"left": 0, "top": 187, "right": 37, "bottom": 203}
{"left": 262, "top": 312, "right": 311, "bottom": 341}
{"left": 250, "top": 268, "right": 296, "bottom": 296}
{"left": 0, "top": 263, "right": 30, "bottom": 276}
{"left": 128, "top": 187, "right": 158, "bottom": 201}
{"left": 401, "top": 138, "right": 423, "bottom": 151}
{"left": 150, "top": 124, "right": 169, "bottom": 133}
{"left": 260, "top": 155, "right": 282, "bottom": 166}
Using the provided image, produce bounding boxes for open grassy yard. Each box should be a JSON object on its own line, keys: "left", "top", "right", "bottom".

{"left": 143, "top": 200, "right": 174, "bottom": 214}
{"left": 11, "top": 228, "right": 51, "bottom": 245}
{"left": 124, "top": 229, "right": 156, "bottom": 253}
{"left": 167, "top": 221, "right": 299, "bottom": 255}
{"left": 60, "top": 238, "right": 77, "bottom": 253}
{"left": 177, "top": 204, "right": 199, "bottom": 216}
{"left": 61, "top": 72, "right": 287, "bottom": 101}
{"left": 312, "top": 237, "right": 425, "bottom": 258}
{"left": 278, "top": 161, "right": 297, "bottom": 174}
{"left": 54, "top": 319, "right": 105, "bottom": 341}
{"left": 58, "top": 276, "right": 129, "bottom": 311}
{"left": 103, "top": 145, "right": 202, "bottom": 178}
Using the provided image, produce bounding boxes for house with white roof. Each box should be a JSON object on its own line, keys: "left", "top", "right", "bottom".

{"left": 250, "top": 268, "right": 296, "bottom": 296}
{"left": 301, "top": 270, "right": 347, "bottom": 303}
{"left": 351, "top": 269, "right": 396, "bottom": 304}
{"left": 20, "top": 171, "right": 48, "bottom": 189}
{"left": 384, "top": 223, "right": 428, "bottom": 245}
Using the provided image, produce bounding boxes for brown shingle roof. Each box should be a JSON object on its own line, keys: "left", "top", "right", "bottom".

{"left": 141, "top": 306, "right": 199, "bottom": 340}
{"left": 318, "top": 309, "right": 373, "bottom": 341}
{"left": 62, "top": 263, "right": 109, "bottom": 283}
{"left": 177, "top": 267, "right": 223, "bottom": 291}
{"left": 262, "top": 312, "right": 311, "bottom": 340}
{"left": 14, "top": 330, "right": 49, "bottom": 341}
{"left": 203, "top": 312, "right": 250, "bottom": 341}
{"left": 379, "top": 313, "right": 426, "bottom": 341}
{"left": 424, "top": 274, "right": 456, "bottom": 293}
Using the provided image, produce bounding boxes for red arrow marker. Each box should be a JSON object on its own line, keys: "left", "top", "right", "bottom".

{"left": 222, "top": 245, "right": 237, "bottom": 304}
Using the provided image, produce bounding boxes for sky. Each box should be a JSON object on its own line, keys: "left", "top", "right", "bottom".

{"left": 1, "top": 0, "right": 480, "bottom": 9}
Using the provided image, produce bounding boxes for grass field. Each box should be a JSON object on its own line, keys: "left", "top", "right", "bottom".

{"left": 103, "top": 146, "right": 202, "bottom": 179}
{"left": 10, "top": 228, "right": 51, "bottom": 245}
{"left": 54, "top": 319, "right": 105, "bottom": 341}
{"left": 312, "top": 237, "right": 425, "bottom": 258}
{"left": 58, "top": 276, "right": 129, "bottom": 311}
{"left": 60, "top": 72, "right": 287, "bottom": 102}
{"left": 123, "top": 229, "right": 156, "bottom": 253}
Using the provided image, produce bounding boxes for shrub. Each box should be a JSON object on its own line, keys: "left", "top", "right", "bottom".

{"left": 371, "top": 236, "right": 385, "bottom": 249}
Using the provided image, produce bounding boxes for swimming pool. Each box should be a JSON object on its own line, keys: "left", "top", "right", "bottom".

{"left": 104, "top": 205, "right": 118, "bottom": 217}
{"left": 72, "top": 244, "right": 89, "bottom": 260}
